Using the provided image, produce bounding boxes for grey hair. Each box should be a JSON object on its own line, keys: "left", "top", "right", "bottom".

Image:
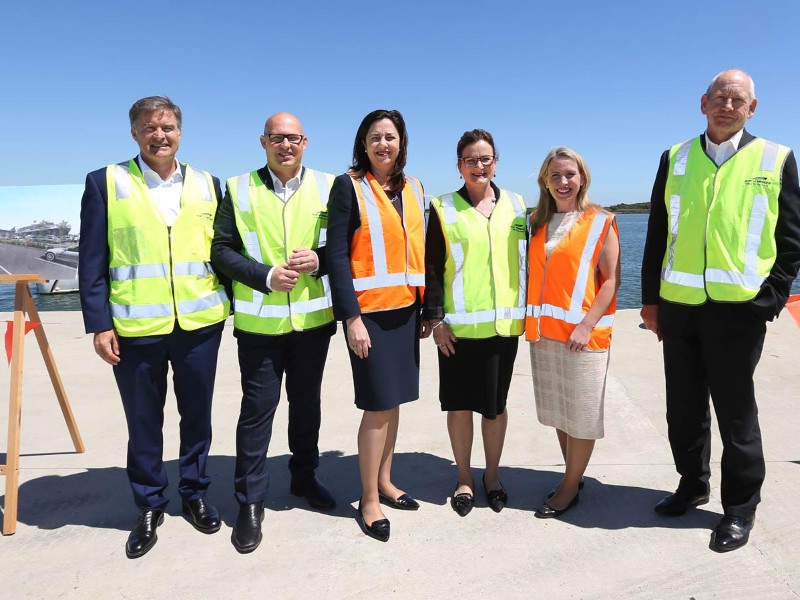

{"left": 706, "top": 69, "right": 756, "bottom": 100}
{"left": 129, "top": 96, "right": 182, "bottom": 129}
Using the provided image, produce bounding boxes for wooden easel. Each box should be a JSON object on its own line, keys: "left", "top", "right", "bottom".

{"left": 1, "top": 274, "right": 84, "bottom": 535}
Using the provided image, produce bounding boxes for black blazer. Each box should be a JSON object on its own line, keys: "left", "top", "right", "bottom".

{"left": 78, "top": 158, "right": 223, "bottom": 335}
{"left": 641, "top": 130, "right": 800, "bottom": 320}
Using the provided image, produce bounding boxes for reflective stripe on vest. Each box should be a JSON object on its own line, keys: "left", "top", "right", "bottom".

{"left": 434, "top": 189, "right": 527, "bottom": 337}
{"left": 107, "top": 160, "right": 229, "bottom": 336}
{"left": 349, "top": 173, "right": 426, "bottom": 312}
{"left": 660, "top": 136, "right": 789, "bottom": 303}
{"left": 525, "top": 210, "right": 617, "bottom": 351}
{"left": 229, "top": 168, "right": 334, "bottom": 334}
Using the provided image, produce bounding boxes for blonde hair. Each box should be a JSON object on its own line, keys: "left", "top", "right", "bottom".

{"left": 532, "top": 146, "right": 596, "bottom": 233}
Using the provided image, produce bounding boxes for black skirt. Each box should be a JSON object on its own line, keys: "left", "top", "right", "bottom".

{"left": 437, "top": 335, "right": 519, "bottom": 419}
{"left": 344, "top": 304, "right": 420, "bottom": 411}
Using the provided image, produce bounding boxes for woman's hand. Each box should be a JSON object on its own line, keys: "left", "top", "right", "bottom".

{"left": 346, "top": 315, "right": 371, "bottom": 359}
{"left": 567, "top": 322, "right": 592, "bottom": 352}
{"left": 432, "top": 320, "right": 458, "bottom": 357}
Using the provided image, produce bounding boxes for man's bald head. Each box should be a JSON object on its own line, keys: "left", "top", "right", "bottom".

{"left": 264, "top": 112, "right": 304, "bottom": 135}
{"left": 260, "top": 112, "right": 308, "bottom": 182}
{"left": 706, "top": 69, "right": 756, "bottom": 101}
{"left": 701, "top": 69, "right": 758, "bottom": 144}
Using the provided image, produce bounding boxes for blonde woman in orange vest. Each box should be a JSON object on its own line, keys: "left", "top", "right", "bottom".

{"left": 526, "top": 147, "right": 620, "bottom": 518}
{"left": 327, "top": 110, "right": 427, "bottom": 542}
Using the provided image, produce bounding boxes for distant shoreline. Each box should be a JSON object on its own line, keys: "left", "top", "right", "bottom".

{"left": 605, "top": 202, "right": 650, "bottom": 214}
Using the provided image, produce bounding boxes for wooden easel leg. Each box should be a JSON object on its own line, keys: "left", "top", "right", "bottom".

{"left": 3, "top": 282, "right": 27, "bottom": 535}
{"left": 23, "top": 287, "right": 84, "bottom": 453}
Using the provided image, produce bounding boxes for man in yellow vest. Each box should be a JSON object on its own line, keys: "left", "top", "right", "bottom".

{"left": 641, "top": 70, "right": 800, "bottom": 552}
{"left": 78, "top": 96, "right": 230, "bottom": 558}
{"left": 211, "top": 112, "right": 336, "bottom": 553}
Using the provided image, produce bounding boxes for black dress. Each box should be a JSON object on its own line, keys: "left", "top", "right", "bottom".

{"left": 423, "top": 184, "right": 519, "bottom": 419}
{"left": 327, "top": 173, "right": 421, "bottom": 411}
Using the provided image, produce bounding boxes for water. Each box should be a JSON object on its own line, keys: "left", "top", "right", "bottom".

{"left": 1, "top": 214, "right": 797, "bottom": 312}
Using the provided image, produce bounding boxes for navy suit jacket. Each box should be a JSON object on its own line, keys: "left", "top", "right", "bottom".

{"left": 78, "top": 159, "right": 223, "bottom": 335}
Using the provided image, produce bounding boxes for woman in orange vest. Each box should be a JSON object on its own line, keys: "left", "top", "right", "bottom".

{"left": 526, "top": 147, "right": 620, "bottom": 518}
{"left": 327, "top": 110, "right": 427, "bottom": 542}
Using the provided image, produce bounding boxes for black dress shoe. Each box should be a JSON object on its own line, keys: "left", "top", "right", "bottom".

{"left": 356, "top": 500, "right": 390, "bottom": 542}
{"left": 182, "top": 497, "right": 221, "bottom": 534}
{"left": 653, "top": 491, "right": 710, "bottom": 516}
{"left": 534, "top": 493, "right": 579, "bottom": 519}
{"left": 451, "top": 486, "right": 474, "bottom": 517}
{"left": 125, "top": 508, "right": 164, "bottom": 559}
{"left": 290, "top": 476, "right": 336, "bottom": 510}
{"left": 232, "top": 501, "right": 265, "bottom": 554}
{"left": 710, "top": 515, "right": 754, "bottom": 552}
{"left": 482, "top": 475, "right": 508, "bottom": 513}
{"left": 379, "top": 492, "right": 420, "bottom": 511}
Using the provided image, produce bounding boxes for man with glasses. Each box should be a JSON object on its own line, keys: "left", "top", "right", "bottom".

{"left": 641, "top": 69, "right": 800, "bottom": 552}
{"left": 211, "top": 112, "right": 336, "bottom": 553}
{"left": 79, "top": 96, "right": 230, "bottom": 558}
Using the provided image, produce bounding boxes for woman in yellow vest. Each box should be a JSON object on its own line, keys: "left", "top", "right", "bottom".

{"left": 327, "top": 110, "right": 427, "bottom": 542}
{"left": 526, "top": 147, "right": 620, "bottom": 518}
{"left": 424, "top": 129, "right": 527, "bottom": 516}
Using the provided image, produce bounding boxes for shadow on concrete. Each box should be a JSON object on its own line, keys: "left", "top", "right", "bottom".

{"left": 1, "top": 451, "right": 719, "bottom": 533}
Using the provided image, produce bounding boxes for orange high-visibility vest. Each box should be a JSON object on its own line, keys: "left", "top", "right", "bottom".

{"left": 525, "top": 209, "right": 617, "bottom": 351}
{"left": 349, "top": 172, "right": 426, "bottom": 313}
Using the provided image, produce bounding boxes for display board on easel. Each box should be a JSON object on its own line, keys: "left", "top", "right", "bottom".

{"left": 1, "top": 274, "right": 84, "bottom": 535}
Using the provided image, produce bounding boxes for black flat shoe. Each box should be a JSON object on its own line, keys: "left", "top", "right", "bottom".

{"left": 482, "top": 474, "right": 508, "bottom": 513}
{"left": 232, "top": 501, "right": 265, "bottom": 554}
{"left": 379, "top": 492, "right": 420, "bottom": 511}
{"left": 126, "top": 508, "right": 164, "bottom": 559}
{"left": 534, "top": 493, "right": 579, "bottom": 519}
{"left": 356, "top": 500, "right": 390, "bottom": 542}
{"left": 290, "top": 476, "right": 336, "bottom": 511}
{"left": 182, "top": 497, "right": 221, "bottom": 534}
{"left": 710, "top": 515, "right": 754, "bottom": 553}
{"left": 451, "top": 486, "right": 474, "bottom": 517}
{"left": 654, "top": 490, "right": 710, "bottom": 516}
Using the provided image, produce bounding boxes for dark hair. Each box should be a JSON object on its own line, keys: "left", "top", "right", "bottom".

{"left": 456, "top": 129, "right": 498, "bottom": 160}
{"left": 129, "top": 96, "right": 182, "bottom": 129}
{"left": 350, "top": 109, "right": 408, "bottom": 194}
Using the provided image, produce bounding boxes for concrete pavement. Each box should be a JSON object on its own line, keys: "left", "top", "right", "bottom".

{"left": 1, "top": 309, "right": 799, "bottom": 599}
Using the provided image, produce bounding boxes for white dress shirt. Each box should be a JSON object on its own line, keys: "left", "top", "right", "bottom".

{"left": 136, "top": 156, "right": 183, "bottom": 227}
{"left": 704, "top": 128, "right": 743, "bottom": 167}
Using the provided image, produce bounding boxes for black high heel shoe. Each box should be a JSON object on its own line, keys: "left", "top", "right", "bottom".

{"left": 482, "top": 474, "right": 508, "bottom": 513}
{"left": 356, "top": 500, "right": 390, "bottom": 542}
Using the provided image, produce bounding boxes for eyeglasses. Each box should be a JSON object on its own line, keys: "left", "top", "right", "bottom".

{"left": 459, "top": 155, "right": 495, "bottom": 168}
{"left": 264, "top": 133, "right": 305, "bottom": 145}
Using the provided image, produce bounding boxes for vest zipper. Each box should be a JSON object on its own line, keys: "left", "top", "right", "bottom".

{"left": 487, "top": 213, "right": 498, "bottom": 334}
{"left": 167, "top": 225, "right": 178, "bottom": 320}
{"left": 281, "top": 188, "right": 295, "bottom": 330}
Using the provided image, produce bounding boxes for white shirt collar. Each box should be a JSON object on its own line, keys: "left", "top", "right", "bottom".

{"left": 268, "top": 165, "right": 302, "bottom": 190}
{"left": 704, "top": 128, "right": 744, "bottom": 154}
{"left": 136, "top": 155, "right": 183, "bottom": 185}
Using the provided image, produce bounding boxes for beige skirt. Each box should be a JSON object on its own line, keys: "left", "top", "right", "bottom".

{"left": 529, "top": 339, "right": 609, "bottom": 439}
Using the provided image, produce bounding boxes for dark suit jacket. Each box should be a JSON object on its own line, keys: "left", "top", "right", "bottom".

{"left": 641, "top": 130, "right": 800, "bottom": 321}
{"left": 78, "top": 158, "right": 224, "bottom": 335}
{"left": 210, "top": 165, "right": 335, "bottom": 339}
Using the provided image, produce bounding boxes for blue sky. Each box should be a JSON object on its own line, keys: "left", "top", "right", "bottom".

{"left": 2, "top": 0, "right": 799, "bottom": 232}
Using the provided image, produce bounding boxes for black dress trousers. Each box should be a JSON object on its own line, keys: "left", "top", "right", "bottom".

{"left": 234, "top": 327, "right": 332, "bottom": 505}
{"left": 659, "top": 301, "right": 767, "bottom": 518}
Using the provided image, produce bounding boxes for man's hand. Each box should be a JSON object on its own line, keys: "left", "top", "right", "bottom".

{"left": 270, "top": 263, "right": 300, "bottom": 292}
{"left": 287, "top": 248, "right": 319, "bottom": 274}
{"left": 640, "top": 304, "right": 662, "bottom": 340}
{"left": 93, "top": 329, "right": 121, "bottom": 365}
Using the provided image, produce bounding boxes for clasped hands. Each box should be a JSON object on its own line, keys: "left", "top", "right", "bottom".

{"left": 269, "top": 248, "right": 318, "bottom": 292}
